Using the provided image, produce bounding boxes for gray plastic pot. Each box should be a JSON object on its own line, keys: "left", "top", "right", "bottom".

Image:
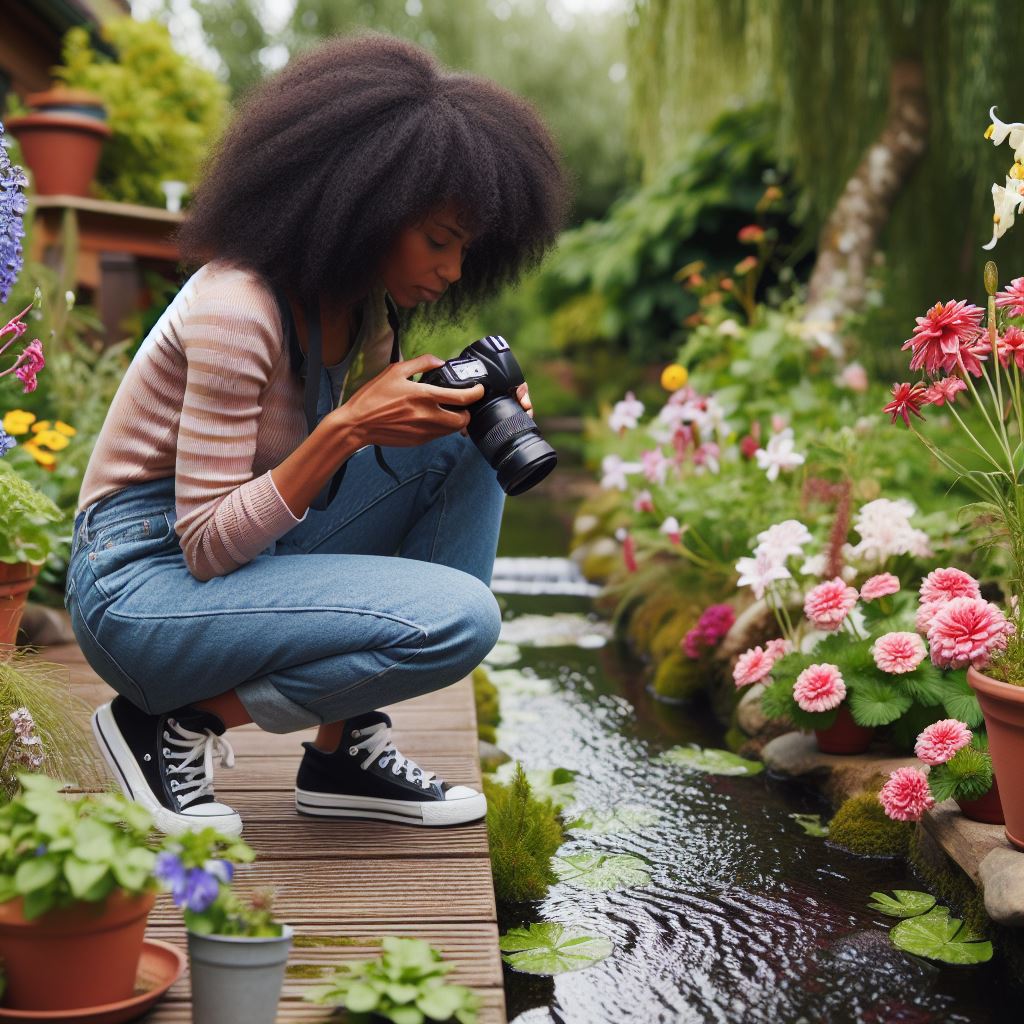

{"left": 187, "top": 924, "right": 293, "bottom": 1024}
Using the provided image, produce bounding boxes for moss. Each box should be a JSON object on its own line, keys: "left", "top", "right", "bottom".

{"left": 579, "top": 546, "right": 620, "bottom": 583}
{"left": 650, "top": 611, "right": 695, "bottom": 663}
{"left": 827, "top": 791, "right": 912, "bottom": 858}
{"left": 625, "top": 587, "right": 685, "bottom": 654}
{"left": 483, "top": 762, "right": 565, "bottom": 904}
{"left": 907, "top": 830, "right": 990, "bottom": 937}
{"left": 652, "top": 650, "right": 706, "bottom": 701}
{"left": 292, "top": 935, "right": 380, "bottom": 948}
{"left": 723, "top": 724, "right": 747, "bottom": 753}
{"left": 286, "top": 964, "right": 329, "bottom": 978}
{"left": 472, "top": 665, "right": 501, "bottom": 744}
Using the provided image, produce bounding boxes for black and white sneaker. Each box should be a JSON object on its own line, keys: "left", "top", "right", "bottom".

{"left": 92, "top": 697, "right": 242, "bottom": 838}
{"left": 295, "top": 711, "right": 486, "bottom": 827}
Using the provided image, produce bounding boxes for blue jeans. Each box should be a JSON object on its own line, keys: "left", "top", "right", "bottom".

{"left": 65, "top": 434, "right": 504, "bottom": 733}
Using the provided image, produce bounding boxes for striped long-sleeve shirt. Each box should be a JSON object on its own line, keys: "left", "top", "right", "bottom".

{"left": 77, "top": 261, "right": 395, "bottom": 581}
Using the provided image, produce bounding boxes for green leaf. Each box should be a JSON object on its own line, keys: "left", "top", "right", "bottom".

{"left": 343, "top": 980, "right": 381, "bottom": 1013}
{"left": 899, "top": 662, "right": 947, "bottom": 706}
{"left": 890, "top": 908, "right": 993, "bottom": 964}
{"left": 390, "top": 1006, "right": 425, "bottom": 1024}
{"left": 565, "top": 805, "right": 661, "bottom": 834}
{"left": 789, "top": 813, "right": 829, "bottom": 837}
{"left": 73, "top": 819, "right": 115, "bottom": 863}
{"left": 847, "top": 678, "right": 913, "bottom": 727}
{"left": 499, "top": 922, "right": 613, "bottom": 975}
{"left": 385, "top": 983, "right": 420, "bottom": 1004}
{"left": 867, "top": 890, "right": 936, "bottom": 918}
{"left": 941, "top": 673, "right": 985, "bottom": 728}
{"left": 21, "top": 887, "right": 55, "bottom": 920}
{"left": 551, "top": 851, "right": 652, "bottom": 891}
{"left": 63, "top": 856, "right": 109, "bottom": 900}
{"left": 416, "top": 984, "right": 472, "bottom": 1018}
{"left": 657, "top": 745, "right": 763, "bottom": 775}
{"left": 111, "top": 847, "right": 155, "bottom": 892}
{"left": 14, "top": 856, "right": 59, "bottom": 895}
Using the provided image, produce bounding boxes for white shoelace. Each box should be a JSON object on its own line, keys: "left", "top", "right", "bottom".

{"left": 350, "top": 721, "right": 437, "bottom": 789}
{"left": 163, "top": 718, "right": 236, "bottom": 808}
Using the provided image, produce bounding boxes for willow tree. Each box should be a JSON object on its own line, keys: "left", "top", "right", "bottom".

{"left": 627, "top": 0, "right": 1024, "bottom": 359}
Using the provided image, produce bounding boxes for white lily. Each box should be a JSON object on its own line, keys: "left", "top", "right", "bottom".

{"left": 986, "top": 106, "right": 1024, "bottom": 163}
{"left": 982, "top": 175, "right": 1024, "bottom": 250}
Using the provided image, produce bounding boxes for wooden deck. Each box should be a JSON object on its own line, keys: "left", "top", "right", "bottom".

{"left": 45, "top": 641, "right": 507, "bottom": 1024}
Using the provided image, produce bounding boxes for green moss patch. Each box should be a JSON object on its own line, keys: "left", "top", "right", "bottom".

{"left": 472, "top": 665, "right": 501, "bottom": 744}
{"left": 827, "top": 791, "right": 912, "bottom": 858}
{"left": 292, "top": 935, "right": 381, "bottom": 949}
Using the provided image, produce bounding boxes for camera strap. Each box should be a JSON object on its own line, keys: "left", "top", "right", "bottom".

{"left": 273, "top": 286, "right": 402, "bottom": 512}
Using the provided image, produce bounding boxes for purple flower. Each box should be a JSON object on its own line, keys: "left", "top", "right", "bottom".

{"left": 155, "top": 851, "right": 188, "bottom": 902}
{"left": 203, "top": 859, "right": 234, "bottom": 884}
{"left": 0, "top": 428, "right": 15, "bottom": 456}
{"left": 0, "top": 122, "right": 28, "bottom": 303}
{"left": 183, "top": 867, "right": 220, "bottom": 912}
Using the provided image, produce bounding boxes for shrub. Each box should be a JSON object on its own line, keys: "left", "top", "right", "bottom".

{"left": 472, "top": 666, "right": 500, "bottom": 745}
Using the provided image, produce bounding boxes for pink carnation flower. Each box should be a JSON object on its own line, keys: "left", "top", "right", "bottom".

{"left": 872, "top": 631, "right": 927, "bottom": 674}
{"left": 922, "top": 375, "right": 967, "bottom": 407}
{"left": 998, "top": 327, "right": 1024, "bottom": 371}
{"left": 919, "top": 567, "right": 981, "bottom": 605}
{"left": 914, "top": 719, "right": 973, "bottom": 766}
{"left": 927, "top": 597, "right": 1013, "bottom": 669}
{"left": 804, "top": 578, "right": 859, "bottom": 631}
{"left": 996, "top": 276, "right": 1024, "bottom": 318}
{"left": 901, "top": 300, "right": 985, "bottom": 375}
{"left": 879, "top": 766, "right": 935, "bottom": 822}
{"left": 793, "top": 663, "right": 846, "bottom": 712}
{"left": 733, "top": 645, "right": 774, "bottom": 688}
{"left": 860, "top": 573, "right": 900, "bottom": 602}
{"left": 764, "top": 637, "right": 792, "bottom": 660}
{"left": 915, "top": 601, "right": 942, "bottom": 635}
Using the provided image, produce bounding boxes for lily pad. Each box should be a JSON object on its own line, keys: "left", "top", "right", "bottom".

{"left": 889, "top": 907, "right": 993, "bottom": 964}
{"left": 657, "top": 745, "right": 763, "bottom": 776}
{"left": 789, "top": 813, "right": 829, "bottom": 837}
{"left": 551, "top": 851, "right": 652, "bottom": 892}
{"left": 565, "top": 805, "right": 661, "bottom": 835}
{"left": 499, "top": 922, "right": 613, "bottom": 975}
{"left": 867, "top": 890, "right": 936, "bottom": 918}
{"left": 484, "top": 641, "right": 521, "bottom": 666}
{"left": 491, "top": 763, "right": 577, "bottom": 809}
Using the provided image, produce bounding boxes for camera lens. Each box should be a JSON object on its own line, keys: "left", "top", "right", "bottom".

{"left": 468, "top": 396, "right": 557, "bottom": 496}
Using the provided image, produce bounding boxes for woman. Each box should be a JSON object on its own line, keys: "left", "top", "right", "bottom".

{"left": 66, "top": 33, "right": 568, "bottom": 838}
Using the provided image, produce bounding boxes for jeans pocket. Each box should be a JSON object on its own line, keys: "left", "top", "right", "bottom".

{"left": 88, "top": 512, "right": 174, "bottom": 600}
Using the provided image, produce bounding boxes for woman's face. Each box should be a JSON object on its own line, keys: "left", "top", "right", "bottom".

{"left": 379, "top": 201, "right": 475, "bottom": 308}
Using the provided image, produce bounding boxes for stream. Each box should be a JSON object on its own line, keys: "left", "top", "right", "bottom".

{"left": 491, "top": 461, "right": 1011, "bottom": 1024}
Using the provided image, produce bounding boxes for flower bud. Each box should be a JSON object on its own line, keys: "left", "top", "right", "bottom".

{"left": 985, "top": 260, "right": 999, "bottom": 295}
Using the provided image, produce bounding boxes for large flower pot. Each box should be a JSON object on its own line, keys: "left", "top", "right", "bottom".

{"left": 0, "top": 561, "right": 41, "bottom": 647}
{"left": 6, "top": 88, "right": 111, "bottom": 197}
{"left": 956, "top": 776, "right": 1005, "bottom": 825}
{"left": 968, "top": 666, "right": 1024, "bottom": 847}
{"left": 188, "top": 924, "right": 294, "bottom": 1024}
{"left": 814, "top": 704, "right": 874, "bottom": 754}
{"left": 0, "top": 888, "right": 155, "bottom": 1010}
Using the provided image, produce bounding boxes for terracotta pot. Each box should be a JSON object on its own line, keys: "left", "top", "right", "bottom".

{"left": 0, "top": 888, "right": 155, "bottom": 1010}
{"left": 6, "top": 88, "right": 111, "bottom": 197}
{"left": 968, "top": 666, "right": 1024, "bottom": 848}
{"left": 955, "top": 776, "right": 1005, "bottom": 825}
{"left": 814, "top": 703, "right": 874, "bottom": 754}
{"left": 0, "top": 561, "right": 41, "bottom": 647}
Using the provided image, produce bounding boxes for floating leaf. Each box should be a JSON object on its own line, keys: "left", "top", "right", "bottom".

{"left": 657, "top": 745, "right": 763, "bottom": 776}
{"left": 499, "top": 922, "right": 613, "bottom": 975}
{"left": 551, "top": 851, "right": 652, "bottom": 891}
{"left": 867, "top": 890, "right": 936, "bottom": 918}
{"left": 565, "top": 805, "right": 661, "bottom": 835}
{"left": 491, "top": 763, "right": 577, "bottom": 809}
{"left": 890, "top": 908, "right": 993, "bottom": 964}
{"left": 789, "top": 813, "right": 829, "bottom": 837}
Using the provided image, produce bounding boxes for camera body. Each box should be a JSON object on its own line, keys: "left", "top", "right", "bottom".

{"left": 421, "top": 336, "right": 557, "bottom": 495}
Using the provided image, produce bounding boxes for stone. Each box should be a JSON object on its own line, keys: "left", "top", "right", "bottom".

{"left": 736, "top": 683, "right": 769, "bottom": 736}
{"left": 761, "top": 732, "right": 828, "bottom": 777}
{"left": 18, "top": 603, "right": 75, "bottom": 646}
{"left": 478, "top": 740, "right": 511, "bottom": 775}
{"left": 979, "top": 847, "right": 1024, "bottom": 927}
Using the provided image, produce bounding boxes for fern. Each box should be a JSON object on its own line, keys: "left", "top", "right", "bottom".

{"left": 927, "top": 746, "right": 993, "bottom": 803}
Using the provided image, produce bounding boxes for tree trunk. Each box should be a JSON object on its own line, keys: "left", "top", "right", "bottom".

{"left": 802, "top": 59, "right": 929, "bottom": 358}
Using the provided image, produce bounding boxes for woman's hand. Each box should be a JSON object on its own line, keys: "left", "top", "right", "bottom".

{"left": 517, "top": 382, "right": 534, "bottom": 418}
{"left": 331, "top": 354, "right": 484, "bottom": 449}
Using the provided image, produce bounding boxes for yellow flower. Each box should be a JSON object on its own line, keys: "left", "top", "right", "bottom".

{"left": 32, "top": 429, "right": 70, "bottom": 451}
{"left": 30, "top": 420, "right": 51, "bottom": 434}
{"left": 661, "top": 364, "right": 689, "bottom": 391}
{"left": 53, "top": 421, "right": 77, "bottom": 437}
{"left": 2, "top": 410, "right": 36, "bottom": 435}
{"left": 21, "top": 442, "right": 56, "bottom": 468}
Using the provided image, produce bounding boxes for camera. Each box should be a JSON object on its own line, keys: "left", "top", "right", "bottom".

{"left": 421, "top": 336, "right": 557, "bottom": 495}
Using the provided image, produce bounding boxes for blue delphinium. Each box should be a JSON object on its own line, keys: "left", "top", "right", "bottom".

{"left": 0, "top": 121, "right": 28, "bottom": 304}
{"left": 0, "top": 426, "right": 14, "bottom": 457}
{"left": 154, "top": 850, "right": 231, "bottom": 913}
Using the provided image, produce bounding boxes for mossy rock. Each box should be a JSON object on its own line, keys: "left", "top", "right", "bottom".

{"left": 579, "top": 540, "right": 621, "bottom": 583}
{"left": 472, "top": 666, "right": 500, "bottom": 743}
{"left": 827, "top": 791, "right": 912, "bottom": 858}
{"left": 650, "top": 610, "right": 697, "bottom": 663}
{"left": 723, "top": 723, "right": 748, "bottom": 753}
{"left": 652, "top": 650, "right": 707, "bottom": 702}
{"left": 625, "top": 588, "right": 686, "bottom": 654}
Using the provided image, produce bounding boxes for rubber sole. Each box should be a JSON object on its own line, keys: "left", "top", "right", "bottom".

{"left": 91, "top": 703, "right": 243, "bottom": 838}
{"left": 295, "top": 787, "right": 487, "bottom": 826}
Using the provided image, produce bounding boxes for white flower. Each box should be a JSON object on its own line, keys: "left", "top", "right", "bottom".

{"left": 599, "top": 454, "right": 641, "bottom": 491}
{"left": 847, "top": 498, "right": 932, "bottom": 563}
{"left": 800, "top": 552, "right": 828, "bottom": 578}
{"left": 717, "top": 318, "right": 742, "bottom": 337}
{"left": 754, "top": 427, "right": 806, "bottom": 481}
{"left": 983, "top": 175, "right": 1024, "bottom": 250}
{"left": 986, "top": 106, "right": 1024, "bottom": 162}
{"left": 609, "top": 391, "right": 645, "bottom": 432}
{"left": 736, "top": 550, "right": 792, "bottom": 600}
{"left": 660, "top": 516, "right": 681, "bottom": 541}
{"left": 755, "top": 519, "right": 813, "bottom": 560}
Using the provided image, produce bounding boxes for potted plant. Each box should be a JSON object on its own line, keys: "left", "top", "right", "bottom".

{"left": 155, "top": 829, "right": 292, "bottom": 1024}
{"left": 304, "top": 935, "right": 481, "bottom": 1024}
{"left": 0, "top": 773, "right": 159, "bottom": 1011}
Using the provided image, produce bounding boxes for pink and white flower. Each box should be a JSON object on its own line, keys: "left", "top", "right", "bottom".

{"left": 755, "top": 519, "right": 813, "bottom": 561}
{"left": 848, "top": 499, "right": 932, "bottom": 563}
{"left": 660, "top": 516, "right": 682, "bottom": 544}
{"left": 793, "top": 663, "right": 846, "bottom": 712}
{"left": 764, "top": 637, "right": 792, "bottom": 661}
{"left": 914, "top": 719, "right": 973, "bottom": 766}
{"left": 860, "top": 573, "right": 900, "bottom": 602}
{"left": 599, "top": 454, "right": 641, "bottom": 491}
{"left": 872, "top": 631, "right": 927, "bottom": 674}
{"left": 754, "top": 427, "right": 805, "bottom": 482}
{"left": 919, "top": 567, "right": 981, "bottom": 606}
{"left": 641, "top": 448, "right": 670, "bottom": 484}
{"left": 996, "top": 275, "right": 1024, "bottom": 318}
{"left": 926, "top": 597, "right": 1013, "bottom": 669}
{"left": 901, "top": 300, "right": 985, "bottom": 374}
{"left": 736, "top": 549, "right": 792, "bottom": 600}
{"left": 733, "top": 645, "right": 775, "bottom": 687}
{"left": 998, "top": 327, "right": 1024, "bottom": 370}
{"left": 922, "top": 375, "right": 968, "bottom": 407}
{"left": 879, "top": 766, "right": 935, "bottom": 821}
{"left": 837, "top": 362, "right": 869, "bottom": 393}
{"left": 609, "top": 391, "right": 645, "bottom": 432}
{"left": 804, "top": 578, "right": 859, "bottom": 631}
{"left": 632, "top": 489, "right": 654, "bottom": 514}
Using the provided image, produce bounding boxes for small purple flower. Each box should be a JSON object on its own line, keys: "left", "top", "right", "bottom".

{"left": 183, "top": 867, "right": 220, "bottom": 912}
{"left": 0, "top": 121, "right": 28, "bottom": 303}
{"left": 34, "top": 843, "right": 47, "bottom": 857}
{"left": 0, "top": 428, "right": 15, "bottom": 456}
{"left": 155, "top": 851, "right": 188, "bottom": 903}
{"left": 203, "top": 859, "right": 234, "bottom": 884}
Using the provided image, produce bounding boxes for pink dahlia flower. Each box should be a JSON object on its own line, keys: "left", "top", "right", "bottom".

{"left": 879, "top": 767, "right": 935, "bottom": 822}
{"left": 919, "top": 567, "right": 981, "bottom": 605}
{"left": 901, "top": 300, "right": 985, "bottom": 375}
{"left": 882, "top": 381, "right": 929, "bottom": 427}
{"left": 860, "top": 573, "right": 900, "bottom": 602}
{"left": 733, "top": 645, "right": 774, "bottom": 687}
{"left": 915, "top": 601, "right": 942, "bottom": 635}
{"left": 914, "top": 719, "right": 973, "bottom": 766}
{"left": 793, "top": 663, "right": 846, "bottom": 712}
{"left": 804, "top": 578, "right": 859, "bottom": 631}
{"left": 996, "top": 276, "right": 1024, "bottom": 318}
{"left": 927, "top": 597, "right": 1013, "bottom": 669}
{"left": 872, "top": 631, "right": 927, "bottom": 674}
{"left": 922, "top": 375, "right": 967, "bottom": 407}
{"left": 764, "top": 637, "right": 792, "bottom": 660}
{"left": 998, "top": 326, "right": 1024, "bottom": 370}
